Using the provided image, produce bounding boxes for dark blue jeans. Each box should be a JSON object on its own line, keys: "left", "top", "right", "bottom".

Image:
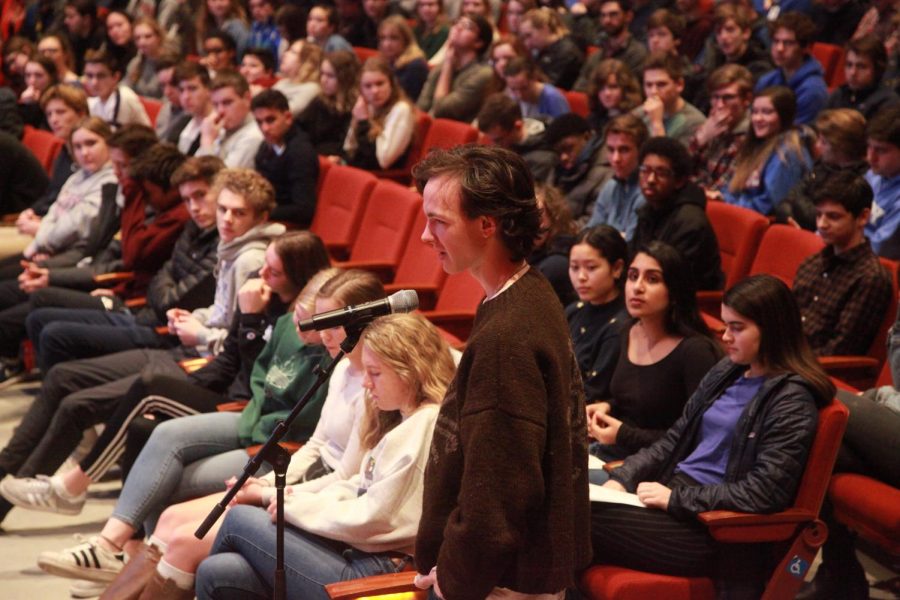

{"left": 26, "top": 306, "right": 167, "bottom": 370}
{"left": 196, "top": 505, "right": 401, "bottom": 600}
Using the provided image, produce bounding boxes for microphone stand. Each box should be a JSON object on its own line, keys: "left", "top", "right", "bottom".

{"left": 195, "top": 322, "right": 367, "bottom": 600}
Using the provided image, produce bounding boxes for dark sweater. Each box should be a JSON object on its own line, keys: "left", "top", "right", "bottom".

{"left": 416, "top": 268, "right": 591, "bottom": 599}
{"left": 254, "top": 120, "right": 319, "bottom": 227}
{"left": 609, "top": 329, "right": 720, "bottom": 453}
{"left": 296, "top": 96, "right": 352, "bottom": 157}
{"left": 0, "top": 131, "right": 50, "bottom": 215}
{"left": 565, "top": 295, "right": 628, "bottom": 403}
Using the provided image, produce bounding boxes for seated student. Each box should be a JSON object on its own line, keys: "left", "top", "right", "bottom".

{"left": 793, "top": 172, "right": 892, "bottom": 357}
{"left": 566, "top": 224, "right": 629, "bottom": 404}
{"left": 777, "top": 108, "right": 869, "bottom": 230}
{"left": 417, "top": 14, "right": 494, "bottom": 123}
{"left": 0, "top": 117, "right": 117, "bottom": 280}
{"left": 199, "top": 30, "right": 238, "bottom": 78}
{"left": 154, "top": 52, "right": 190, "bottom": 143}
{"left": 486, "top": 35, "right": 528, "bottom": 95}
{"left": 359, "top": 0, "right": 404, "bottom": 50}
{"left": 755, "top": 12, "right": 828, "bottom": 125}
{"left": 518, "top": 7, "right": 584, "bottom": 90}
{"left": 239, "top": 47, "right": 277, "bottom": 96}
{"left": 413, "top": 0, "right": 450, "bottom": 64}
{"left": 377, "top": 15, "right": 429, "bottom": 101}
{"left": 634, "top": 51, "right": 706, "bottom": 148}
{"left": 689, "top": 64, "right": 753, "bottom": 193}
{"left": 341, "top": 57, "right": 416, "bottom": 171}
{"left": 196, "top": 0, "right": 251, "bottom": 59}
{"left": 0, "top": 135, "right": 187, "bottom": 370}
{"left": 193, "top": 312, "right": 455, "bottom": 599}
{"left": 864, "top": 104, "right": 900, "bottom": 259}
{"left": 172, "top": 62, "right": 214, "bottom": 156}
{"left": 502, "top": 56, "right": 571, "bottom": 119}
{"left": 719, "top": 86, "right": 812, "bottom": 216}
{"left": 333, "top": 0, "right": 369, "bottom": 48}
{"left": 645, "top": 8, "right": 686, "bottom": 59}
{"left": 585, "top": 58, "right": 643, "bottom": 136}
{"left": 671, "top": 0, "right": 713, "bottom": 63}
{"left": 0, "top": 238, "right": 331, "bottom": 526}
{"left": 17, "top": 55, "right": 59, "bottom": 129}
{"left": 306, "top": 3, "right": 353, "bottom": 53}
{"left": 586, "top": 113, "right": 649, "bottom": 241}
{"left": 574, "top": 0, "right": 648, "bottom": 93}
{"left": 545, "top": 113, "right": 612, "bottom": 226}
{"left": 586, "top": 241, "right": 721, "bottom": 484}
{"left": 826, "top": 34, "right": 900, "bottom": 121}
{"left": 530, "top": 183, "right": 577, "bottom": 306}
{"left": 591, "top": 274, "right": 835, "bottom": 597}
{"left": 695, "top": 3, "right": 772, "bottom": 111}
{"left": 630, "top": 137, "right": 724, "bottom": 291}
{"left": 61, "top": 0, "right": 105, "bottom": 74}
{"left": 36, "top": 34, "right": 80, "bottom": 86}
{"left": 273, "top": 39, "right": 322, "bottom": 116}
{"left": 197, "top": 71, "right": 265, "bottom": 168}
{"left": 83, "top": 49, "right": 152, "bottom": 129}
{"left": 296, "top": 50, "right": 361, "bottom": 156}
{"left": 0, "top": 157, "right": 225, "bottom": 526}
{"left": 103, "top": 10, "right": 137, "bottom": 76}
{"left": 33, "top": 270, "right": 385, "bottom": 589}
{"left": 252, "top": 89, "right": 319, "bottom": 227}
{"left": 27, "top": 168, "right": 284, "bottom": 371}
{"left": 123, "top": 17, "right": 169, "bottom": 99}
{"left": 247, "top": 0, "right": 282, "bottom": 62}
{"left": 476, "top": 93, "right": 556, "bottom": 182}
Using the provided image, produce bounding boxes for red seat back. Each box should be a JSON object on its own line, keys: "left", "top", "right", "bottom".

{"left": 21, "top": 125, "right": 64, "bottom": 175}
{"left": 564, "top": 90, "right": 589, "bottom": 118}
{"left": 810, "top": 43, "right": 844, "bottom": 89}
{"left": 421, "top": 118, "right": 479, "bottom": 155}
{"left": 346, "top": 179, "right": 422, "bottom": 267}
{"left": 310, "top": 165, "right": 377, "bottom": 257}
{"left": 138, "top": 96, "right": 162, "bottom": 127}
{"left": 352, "top": 46, "right": 379, "bottom": 63}
{"left": 390, "top": 210, "right": 447, "bottom": 297}
{"left": 706, "top": 202, "right": 769, "bottom": 289}
{"left": 433, "top": 271, "right": 484, "bottom": 312}
{"left": 749, "top": 225, "right": 824, "bottom": 287}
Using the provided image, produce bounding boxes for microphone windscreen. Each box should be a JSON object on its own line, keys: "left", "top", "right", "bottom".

{"left": 389, "top": 290, "right": 419, "bottom": 314}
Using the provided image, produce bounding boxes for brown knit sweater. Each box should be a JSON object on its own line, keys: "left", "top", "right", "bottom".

{"left": 415, "top": 268, "right": 591, "bottom": 599}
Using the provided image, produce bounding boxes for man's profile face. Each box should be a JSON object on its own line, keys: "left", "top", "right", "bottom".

{"left": 815, "top": 199, "right": 864, "bottom": 252}
{"left": 638, "top": 153, "right": 682, "bottom": 205}
{"left": 421, "top": 175, "right": 488, "bottom": 274}
{"left": 867, "top": 139, "right": 900, "bottom": 179}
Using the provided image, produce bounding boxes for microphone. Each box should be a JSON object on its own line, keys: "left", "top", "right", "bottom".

{"left": 298, "top": 290, "right": 419, "bottom": 331}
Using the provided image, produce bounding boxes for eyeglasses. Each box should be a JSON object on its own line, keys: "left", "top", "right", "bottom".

{"left": 638, "top": 165, "right": 675, "bottom": 179}
{"left": 710, "top": 92, "right": 740, "bottom": 104}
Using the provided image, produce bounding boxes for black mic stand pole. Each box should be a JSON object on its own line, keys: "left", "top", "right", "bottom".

{"left": 194, "top": 322, "right": 368, "bottom": 600}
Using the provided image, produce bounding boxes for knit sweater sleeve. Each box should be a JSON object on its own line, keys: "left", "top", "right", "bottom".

{"left": 375, "top": 101, "right": 415, "bottom": 169}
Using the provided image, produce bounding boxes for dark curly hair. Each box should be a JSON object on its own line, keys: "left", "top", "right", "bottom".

{"left": 413, "top": 145, "right": 541, "bottom": 261}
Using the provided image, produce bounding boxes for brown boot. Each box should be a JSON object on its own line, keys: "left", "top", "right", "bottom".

{"left": 100, "top": 543, "right": 162, "bottom": 600}
{"left": 136, "top": 570, "right": 194, "bottom": 600}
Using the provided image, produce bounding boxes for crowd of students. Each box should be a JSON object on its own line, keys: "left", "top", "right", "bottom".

{"left": 0, "top": 0, "right": 899, "bottom": 598}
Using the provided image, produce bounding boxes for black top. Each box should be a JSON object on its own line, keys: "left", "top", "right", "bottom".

{"left": 0, "top": 131, "right": 50, "bottom": 215}
{"left": 609, "top": 328, "right": 720, "bottom": 453}
{"left": 565, "top": 295, "right": 628, "bottom": 402}
{"left": 254, "top": 120, "right": 319, "bottom": 227}
{"left": 296, "top": 96, "right": 352, "bottom": 157}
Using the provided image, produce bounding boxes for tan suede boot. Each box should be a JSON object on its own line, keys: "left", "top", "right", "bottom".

{"left": 136, "top": 570, "right": 194, "bottom": 600}
{"left": 100, "top": 543, "right": 162, "bottom": 600}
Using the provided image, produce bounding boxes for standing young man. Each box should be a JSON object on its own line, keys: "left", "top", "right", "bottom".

{"left": 412, "top": 145, "right": 590, "bottom": 600}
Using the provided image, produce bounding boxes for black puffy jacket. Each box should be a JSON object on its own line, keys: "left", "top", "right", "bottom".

{"left": 610, "top": 358, "right": 825, "bottom": 521}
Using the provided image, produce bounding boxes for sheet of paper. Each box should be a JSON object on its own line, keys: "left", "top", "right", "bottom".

{"left": 587, "top": 454, "right": 605, "bottom": 470}
{"left": 588, "top": 484, "right": 647, "bottom": 508}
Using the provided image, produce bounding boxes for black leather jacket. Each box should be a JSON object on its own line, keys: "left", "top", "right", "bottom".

{"left": 610, "top": 358, "right": 824, "bottom": 521}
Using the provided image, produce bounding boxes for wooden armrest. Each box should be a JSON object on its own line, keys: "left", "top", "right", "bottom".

{"left": 155, "top": 325, "right": 171, "bottom": 336}
{"left": 2, "top": 212, "right": 20, "bottom": 225}
{"left": 94, "top": 271, "right": 135, "bottom": 285}
{"left": 124, "top": 297, "right": 146, "bottom": 309}
{"left": 332, "top": 260, "right": 395, "bottom": 282}
{"left": 246, "top": 441, "right": 304, "bottom": 457}
{"left": 601, "top": 460, "right": 624, "bottom": 473}
{"left": 818, "top": 356, "right": 879, "bottom": 371}
{"left": 326, "top": 571, "right": 423, "bottom": 600}
{"left": 696, "top": 290, "right": 724, "bottom": 317}
{"left": 216, "top": 400, "right": 249, "bottom": 412}
{"left": 179, "top": 356, "right": 212, "bottom": 373}
{"left": 700, "top": 508, "right": 816, "bottom": 543}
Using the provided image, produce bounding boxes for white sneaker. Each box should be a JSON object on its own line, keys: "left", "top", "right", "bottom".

{"left": 37, "top": 534, "right": 125, "bottom": 582}
{"left": 0, "top": 474, "right": 86, "bottom": 515}
{"left": 69, "top": 579, "right": 108, "bottom": 598}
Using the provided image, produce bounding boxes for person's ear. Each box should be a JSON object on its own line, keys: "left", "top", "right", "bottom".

{"left": 612, "top": 258, "right": 625, "bottom": 280}
{"left": 480, "top": 215, "right": 497, "bottom": 238}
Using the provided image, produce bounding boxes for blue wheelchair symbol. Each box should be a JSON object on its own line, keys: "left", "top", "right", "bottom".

{"left": 787, "top": 556, "right": 809, "bottom": 578}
